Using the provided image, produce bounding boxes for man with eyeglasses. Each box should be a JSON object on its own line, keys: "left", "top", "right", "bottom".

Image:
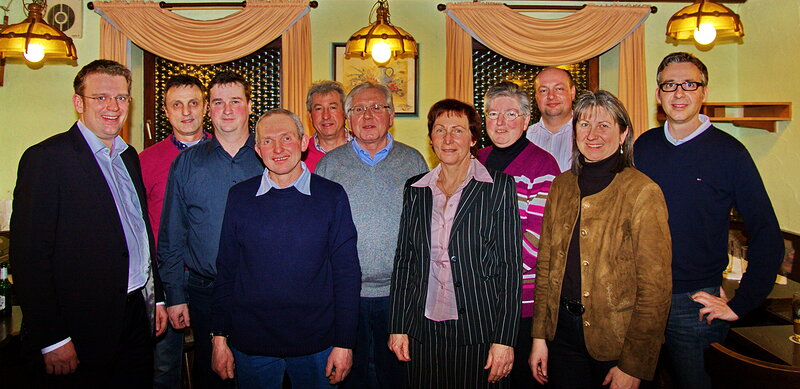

{"left": 634, "top": 52, "right": 783, "bottom": 389}
{"left": 139, "top": 74, "right": 212, "bottom": 388}
{"left": 316, "top": 82, "right": 428, "bottom": 389}
{"left": 11, "top": 59, "right": 167, "bottom": 386}
{"left": 304, "top": 80, "right": 352, "bottom": 172}
{"left": 158, "top": 71, "right": 263, "bottom": 388}
{"left": 526, "top": 67, "right": 578, "bottom": 173}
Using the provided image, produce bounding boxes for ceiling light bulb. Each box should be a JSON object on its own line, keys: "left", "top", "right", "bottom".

{"left": 23, "top": 43, "right": 45, "bottom": 63}
{"left": 693, "top": 23, "right": 717, "bottom": 45}
{"left": 371, "top": 41, "right": 392, "bottom": 64}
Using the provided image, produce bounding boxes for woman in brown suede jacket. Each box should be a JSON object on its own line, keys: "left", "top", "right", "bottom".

{"left": 528, "top": 90, "right": 672, "bottom": 389}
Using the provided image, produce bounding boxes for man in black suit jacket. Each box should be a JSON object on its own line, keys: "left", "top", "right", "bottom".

{"left": 10, "top": 59, "right": 167, "bottom": 387}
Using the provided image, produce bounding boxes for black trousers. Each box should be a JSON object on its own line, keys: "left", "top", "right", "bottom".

{"left": 408, "top": 318, "right": 509, "bottom": 389}
{"left": 29, "top": 291, "right": 154, "bottom": 388}
{"left": 546, "top": 304, "right": 616, "bottom": 389}
{"left": 510, "top": 316, "right": 545, "bottom": 388}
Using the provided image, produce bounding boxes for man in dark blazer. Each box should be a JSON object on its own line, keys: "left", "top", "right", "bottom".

{"left": 10, "top": 59, "right": 167, "bottom": 387}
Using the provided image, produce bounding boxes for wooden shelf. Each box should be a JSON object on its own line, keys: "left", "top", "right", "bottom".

{"left": 656, "top": 102, "right": 792, "bottom": 132}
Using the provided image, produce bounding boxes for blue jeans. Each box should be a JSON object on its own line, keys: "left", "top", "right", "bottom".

{"left": 664, "top": 286, "right": 730, "bottom": 389}
{"left": 153, "top": 324, "right": 184, "bottom": 388}
{"left": 154, "top": 270, "right": 187, "bottom": 389}
{"left": 232, "top": 346, "right": 333, "bottom": 389}
{"left": 340, "top": 296, "right": 406, "bottom": 389}
{"left": 187, "top": 271, "right": 234, "bottom": 389}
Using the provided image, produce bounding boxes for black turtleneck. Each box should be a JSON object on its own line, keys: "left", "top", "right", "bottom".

{"left": 562, "top": 149, "right": 621, "bottom": 301}
{"left": 484, "top": 135, "right": 530, "bottom": 172}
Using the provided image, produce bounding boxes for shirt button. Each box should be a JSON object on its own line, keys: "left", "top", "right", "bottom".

{"left": 583, "top": 202, "right": 590, "bottom": 209}
{"left": 454, "top": 281, "right": 462, "bottom": 287}
{"left": 580, "top": 229, "right": 587, "bottom": 236}
{"left": 582, "top": 260, "right": 589, "bottom": 267}
{"left": 558, "top": 251, "right": 565, "bottom": 257}
{"left": 583, "top": 320, "right": 591, "bottom": 327}
{"left": 450, "top": 255, "right": 456, "bottom": 262}
{"left": 583, "top": 291, "right": 590, "bottom": 297}
{"left": 564, "top": 224, "right": 570, "bottom": 230}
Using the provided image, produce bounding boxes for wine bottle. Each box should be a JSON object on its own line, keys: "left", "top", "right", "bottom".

{"left": 0, "top": 263, "right": 10, "bottom": 316}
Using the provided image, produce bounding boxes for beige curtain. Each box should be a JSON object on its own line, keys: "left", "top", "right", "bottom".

{"left": 618, "top": 25, "right": 648, "bottom": 138}
{"left": 99, "top": 18, "right": 130, "bottom": 140}
{"left": 93, "top": 0, "right": 312, "bottom": 142}
{"left": 445, "top": 16, "right": 474, "bottom": 104}
{"left": 445, "top": 3, "right": 650, "bottom": 135}
{"left": 282, "top": 13, "right": 313, "bottom": 135}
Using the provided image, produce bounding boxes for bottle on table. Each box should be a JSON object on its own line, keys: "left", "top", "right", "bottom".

{"left": 0, "top": 263, "right": 10, "bottom": 317}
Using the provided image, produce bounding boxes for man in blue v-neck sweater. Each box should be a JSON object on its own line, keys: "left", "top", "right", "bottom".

{"left": 209, "top": 109, "right": 361, "bottom": 389}
{"left": 635, "top": 52, "right": 783, "bottom": 389}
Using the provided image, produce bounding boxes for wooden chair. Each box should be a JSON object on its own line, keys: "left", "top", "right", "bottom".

{"left": 705, "top": 342, "right": 800, "bottom": 388}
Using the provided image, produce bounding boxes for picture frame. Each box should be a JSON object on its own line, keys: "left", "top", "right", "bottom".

{"left": 333, "top": 43, "right": 418, "bottom": 116}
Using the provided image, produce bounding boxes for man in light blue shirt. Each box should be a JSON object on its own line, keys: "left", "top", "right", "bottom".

{"left": 525, "top": 67, "right": 577, "bottom": 172}
{"left": 10, "top": 59, "right": 167, "bottom": 386}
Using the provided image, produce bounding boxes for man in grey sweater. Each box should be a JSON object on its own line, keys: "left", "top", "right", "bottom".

{"left": 316, "top": 82, "right": 428, "bottom": 389}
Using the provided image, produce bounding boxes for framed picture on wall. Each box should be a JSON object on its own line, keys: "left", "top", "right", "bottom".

{"left": 333, "top": 43, "right": 418, "bottom": 116}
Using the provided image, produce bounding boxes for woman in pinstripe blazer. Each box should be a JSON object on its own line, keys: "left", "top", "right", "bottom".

{"left": 388, "top": 99, "right": 522, "bottom": 389}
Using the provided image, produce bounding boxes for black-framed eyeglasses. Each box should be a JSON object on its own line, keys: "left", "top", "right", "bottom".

{"left": 486, "top": 111, "right": 522, "bottom": 121}
{"left": 658, "top": 81, "right": 705, "bottom": 93}
{"left": 348, "top": 104, "right": 391, "bottom": 115}
{"left": 80, "top": 95, "right": 132, "bottom": 105}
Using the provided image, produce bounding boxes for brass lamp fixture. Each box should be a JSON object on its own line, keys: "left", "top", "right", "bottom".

{"left": 666, "top": 0, "right": 744, "bottom": 45}
{"left": 345, "top": 0, "right": 416, "bottom": 64}
{"left": 0, "top": 0, "right": 77, "bottom": 63}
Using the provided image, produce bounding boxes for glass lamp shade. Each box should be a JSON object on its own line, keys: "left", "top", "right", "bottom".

{"left": 666, "top": 0, "right": 743, "bottom": 43}
{"left": 345, "top": 1, "right": 417, "bottom": 62}
{"left": 0, "top": 3, "right": 77, "bottom": 62}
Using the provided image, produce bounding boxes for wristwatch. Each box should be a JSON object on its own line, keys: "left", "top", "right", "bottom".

{"left": 210, "top": 330, "right": 229, "bottom": 339}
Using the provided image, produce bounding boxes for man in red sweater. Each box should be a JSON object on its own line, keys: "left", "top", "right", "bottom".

{"left": 139, "top": 74, "right": 211, "bottom": 388}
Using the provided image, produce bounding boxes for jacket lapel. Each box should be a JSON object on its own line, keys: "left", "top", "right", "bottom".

{"left": 419, "top": 186, "right": 433, "bottom": 264}
{"left": 449, "top": 178, "right": 482, "bottom": 242}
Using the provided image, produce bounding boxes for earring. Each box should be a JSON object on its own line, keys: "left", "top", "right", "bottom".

{"left": 620, "top": 147, "right": 624, "bottom": 155}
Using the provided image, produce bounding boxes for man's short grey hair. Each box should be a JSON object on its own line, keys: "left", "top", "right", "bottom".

{"left": 344, "top": 82, "right": 394, "bottom": 117}
{"left": 256, "top": 108, "right": 305, "bottom": 140}
{"left": 483, "top": 81, "right": 532, "bottom": 116}
{"left": 306, "top": 80, "right": 346, "bottom": 112}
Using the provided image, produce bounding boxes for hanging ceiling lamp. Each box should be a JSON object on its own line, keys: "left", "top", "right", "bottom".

{"left": 666, "top": 0, "right": 743, "bottom": 45}
{"left": 0, "top": 0, "right": 77, "bottom": 63}
{"left": 345, "top": 0, "right": 417, "bottom": 64}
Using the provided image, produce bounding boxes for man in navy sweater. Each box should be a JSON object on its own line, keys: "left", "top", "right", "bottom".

{"left": 209, "top": 108, "right": 361, "bottom": 389}
{"left": 634, "top": 52, "right": 783, "bottom": 389}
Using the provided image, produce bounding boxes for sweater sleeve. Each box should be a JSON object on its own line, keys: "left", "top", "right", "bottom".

{"left": 728, "top": 148, "right": 783, "bottom": 317}
{"left": 329, "top": 187, "right": 361, "bottom": 348}
{"left": 210, "top": 187, "right": 242, "bottom": 334}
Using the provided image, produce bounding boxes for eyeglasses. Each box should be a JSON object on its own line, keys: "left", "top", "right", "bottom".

{"left": 486, "top": 111, "right": 522, "bottom": 121}
{"left": 658, "top": 81, "right": 705, "bottom": 93}
{"left": 81, "top": 95, "right": 132, "bottom": 105}
{"left": 348, "top": 104, "right": 391, "bottom": 115}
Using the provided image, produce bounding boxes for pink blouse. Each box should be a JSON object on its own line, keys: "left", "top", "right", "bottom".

{"left": 412, "top": 159, "right": 494, "bottom": 321}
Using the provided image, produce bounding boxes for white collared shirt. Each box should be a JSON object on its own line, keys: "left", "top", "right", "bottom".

{"left": 664, "top": 114, "right": 712, "bottom": 146}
